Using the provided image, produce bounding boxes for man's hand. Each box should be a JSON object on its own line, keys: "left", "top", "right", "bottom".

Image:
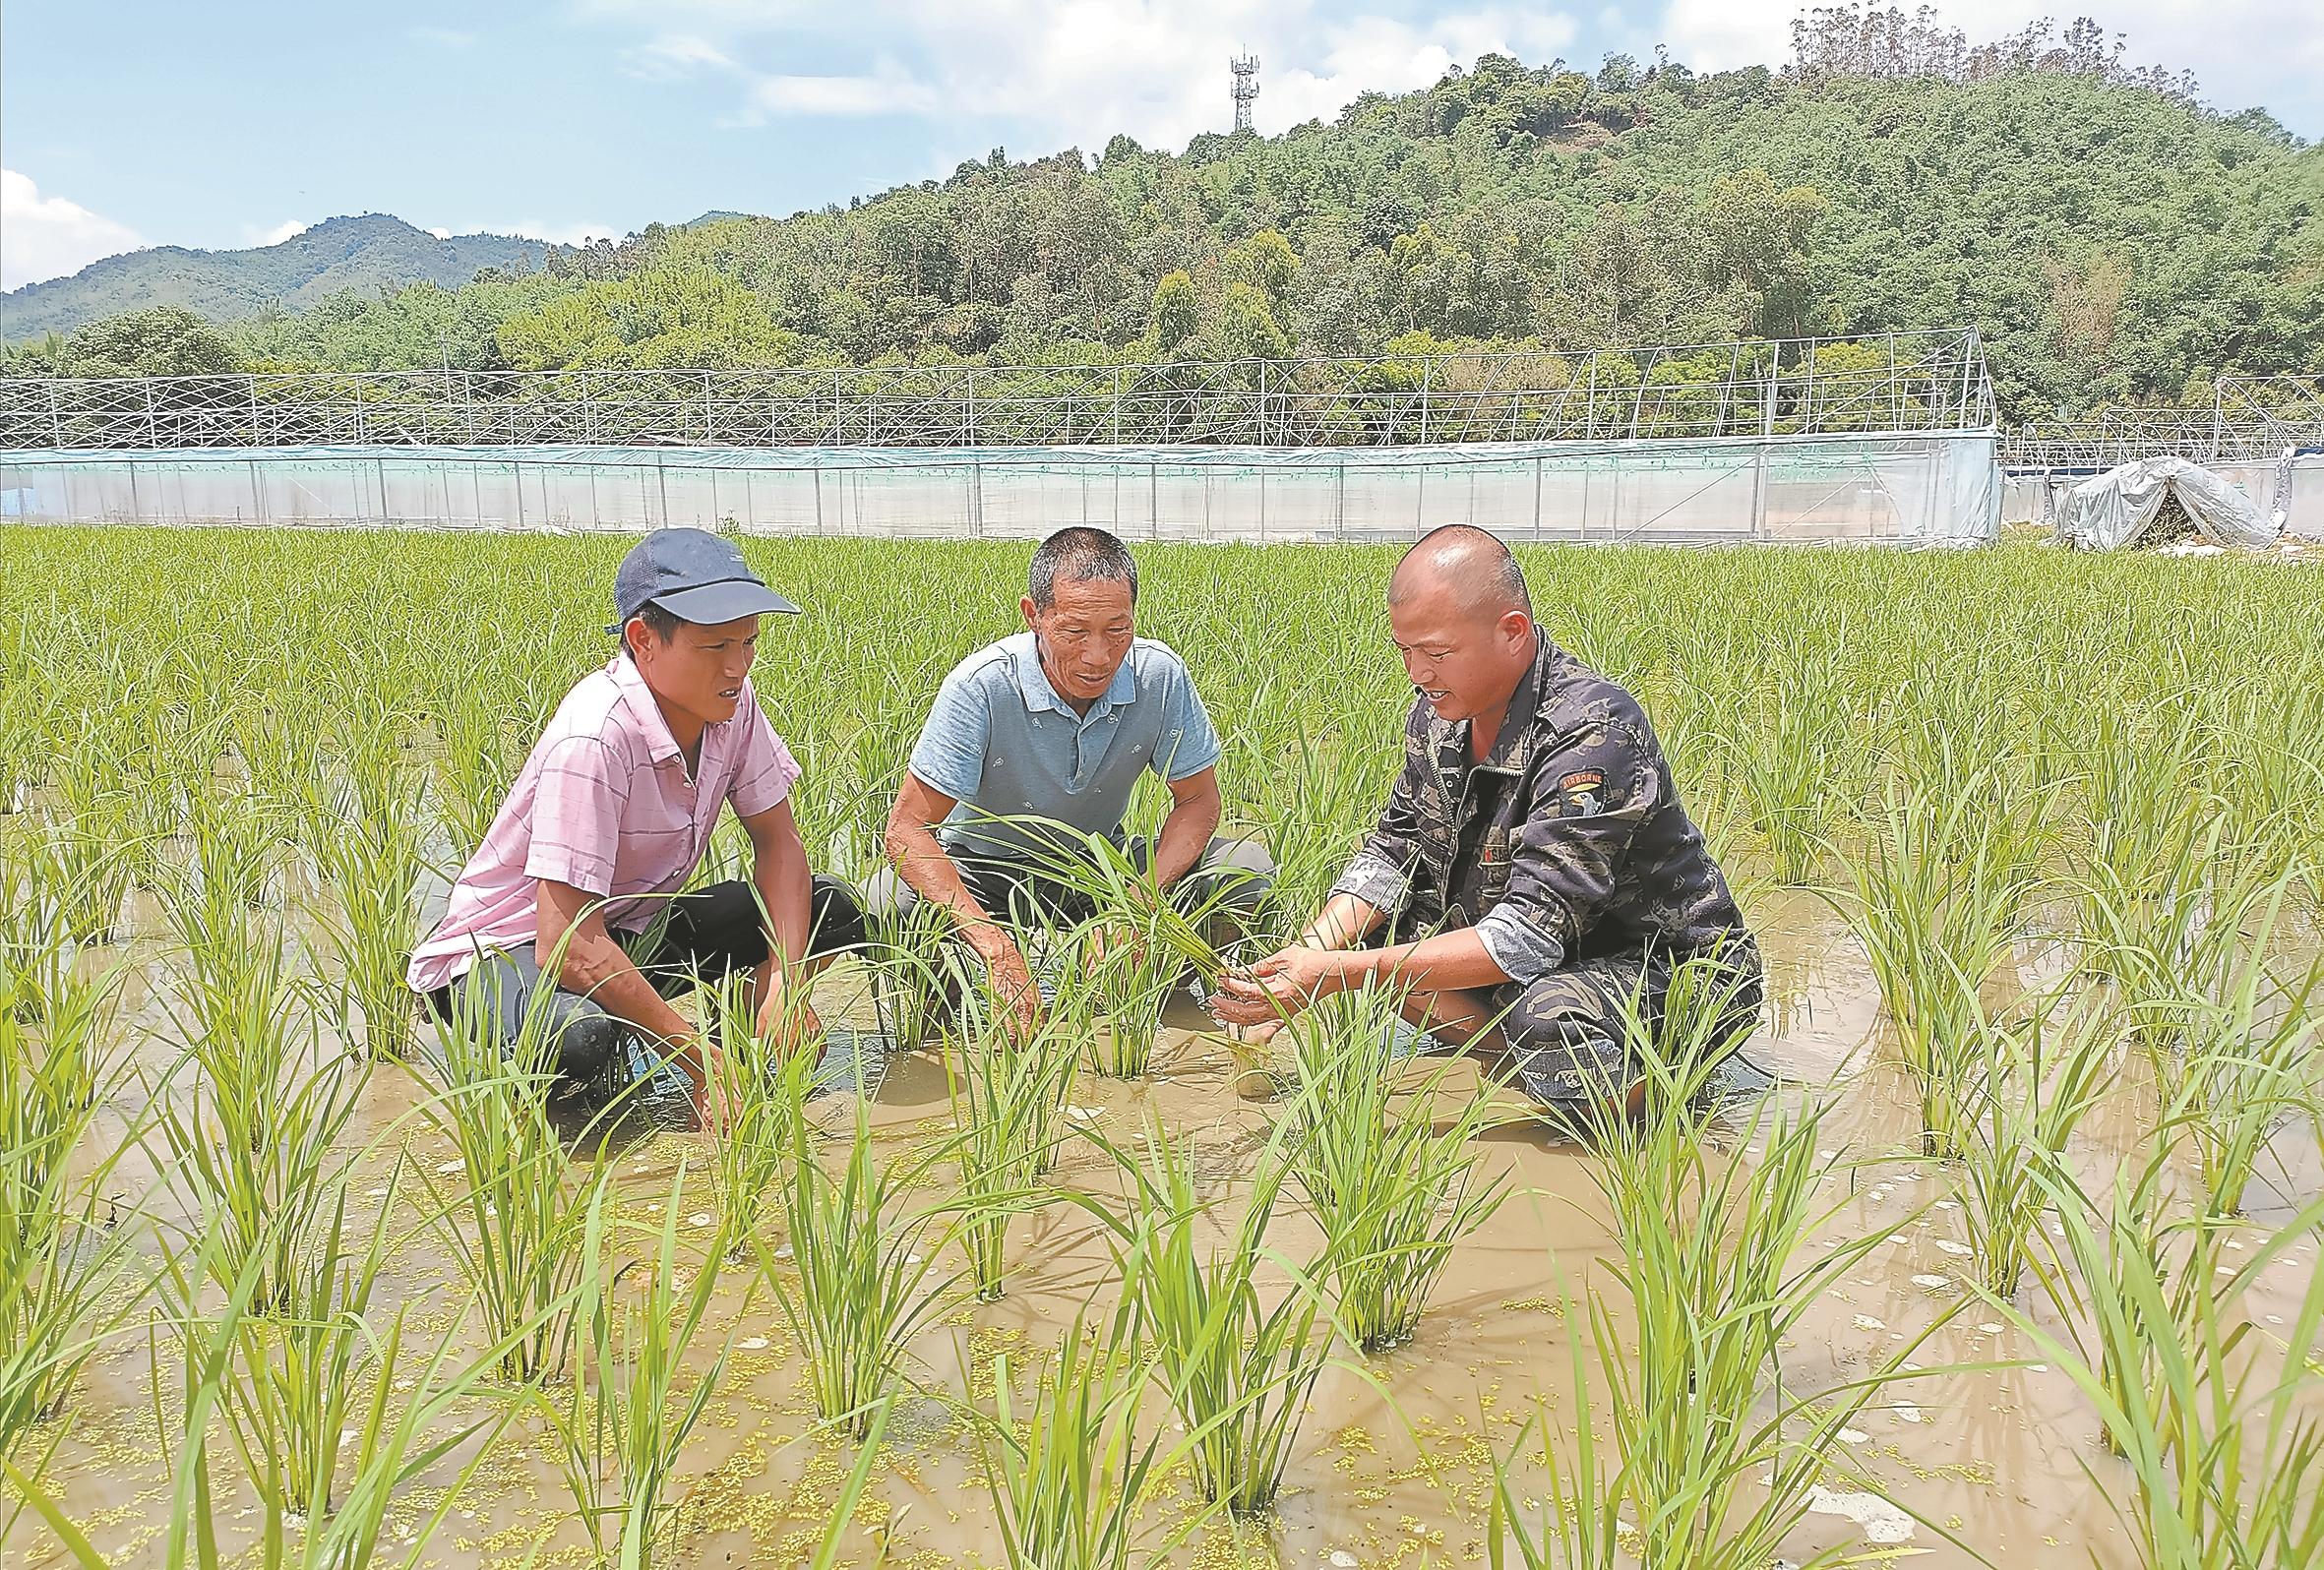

{"left": 665, "top": 1031, "right": 730, "bottom": 1134}
{"left": 1209, "top": 944, "right": 1349, "bottom": 1027}
{"left": 968, "top": 921, "right": 1043, "bottom": 1038}
{"left": 754, "top": 973, "right": 826, "bottom": 1060}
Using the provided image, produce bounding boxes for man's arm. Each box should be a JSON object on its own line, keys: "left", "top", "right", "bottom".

{"left": 740, "top": 798, "right": 820, "bottom": 1044}
{"left": 1149, "top": 764, "right": 1223, "bottom": 889}
{"left": 884, "top": 772, "right": 1039, "bottom": 1029}
{"left": 534, "top": 877, "right": 698, "bottom": 1074}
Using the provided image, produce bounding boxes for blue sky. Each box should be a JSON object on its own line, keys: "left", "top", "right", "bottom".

{"left": 5, "top": 0, "right": 2320, "bottom": 290}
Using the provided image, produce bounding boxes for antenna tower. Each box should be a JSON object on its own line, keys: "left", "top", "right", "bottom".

{"left": 1230, "top": 55, "right": 1258, "bottom": 133}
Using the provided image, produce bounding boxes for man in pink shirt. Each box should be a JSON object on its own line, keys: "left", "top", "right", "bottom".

{"left": 408, "top": 528, "right": 865, "bottom": 1122}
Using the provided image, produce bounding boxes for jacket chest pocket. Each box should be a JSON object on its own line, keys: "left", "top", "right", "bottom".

{"left": 1477, "top": 825, "right": 1513, "bottom": 907}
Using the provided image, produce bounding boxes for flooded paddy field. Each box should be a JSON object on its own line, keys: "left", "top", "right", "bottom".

{"left": 3, "top": 529, "right": 2321, "bottom": 1567}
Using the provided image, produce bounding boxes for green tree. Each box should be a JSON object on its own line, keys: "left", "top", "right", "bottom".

{"left": 55, "top": 307, "right": 242, "bottom": 377}
{"left": 494, "top": 269, "right": 799, "bottom": 371}
{"left": 1208, "top": 282, "right": 1291, "bottom": 359}
{"left": 1148, "top": 271, "right": 1199, "bottom": 353}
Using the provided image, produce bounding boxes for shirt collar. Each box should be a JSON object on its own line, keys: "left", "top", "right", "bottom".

{"left": 607, "top": 653, "right": 688, "bottom": 766}
{"left": 1012, "top": 634, "right": 1139, "bottom": 719}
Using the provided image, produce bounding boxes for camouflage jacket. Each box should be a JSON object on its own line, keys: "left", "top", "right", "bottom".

{"left": 1331, "top": 636, "right": 1748, "bottom": 982}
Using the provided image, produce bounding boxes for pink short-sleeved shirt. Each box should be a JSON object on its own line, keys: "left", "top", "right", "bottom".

{"left": 407, "top": 654, "right": 800, "bottom": 994}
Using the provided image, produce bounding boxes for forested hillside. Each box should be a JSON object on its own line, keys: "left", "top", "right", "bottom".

{"left": 0, "top": 215, "right": 547, "bottom": 340}
{"left": 4, "top": 8, "right": 2318, "bottom": 424}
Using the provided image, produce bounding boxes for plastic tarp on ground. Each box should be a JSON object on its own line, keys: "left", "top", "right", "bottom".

{"left": 2054, "top": 455, "right": 2279, "bottom": 551}
{"left": 0, "top": 433, "right": 2002, "bottom": 546}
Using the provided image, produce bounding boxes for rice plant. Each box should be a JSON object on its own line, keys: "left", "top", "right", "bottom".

{"left": 943, "top": 963, "right": 1081, "bottom": 1300}
{"left": 980, "top": 1300, "right": 1199, "bottom": 1570}
{"left": 0, "top": 1135, "right": 144, "bottom": 1463}
{"left": 307, "top": 770, "right": 431, "bottom": 1061}
{"left": 702, "top": 973, "right": 823, "bottom": 1260}
{"left": 2005, "top": 1168, "right": 2324, "bottom": 1562}
{"left": 410, "top": 959, "right": 617, "bottom": 1382}
{"left": 547, "top": 1163, "right": 730, "bottom": 1570}
{"left": 214, "top": 1167, "right": 402, "bottom": 1520}
{"left": 1954, "top": 989, "right": 2116, "bottom": 1299}
{"left": 1074, "top": 1122, "right": 1331, "bottom": 1518}
{"left": 757, "top": 1106, "right": 949, "bottom": 1441}
{"left": 1827, "top": 746, "right": 2046, "bottom": 1157}
{"left": 135, "top": 1204, "right": 524, "bottom": 1570}
{"left": 1578, "top": 954, "right": 1926, "bottom": 1565}
{"left": 0, "top": 938, "right": 127, "bottom": 1228}
{"left": 1063, "top": 845, "right": 1252, "bottom": 1079}
{"left": 1718, "top": 653, "right": 1860, "bottom": 884}
{"left": 37, "top": 737, "right": 138, "bottom": 947}
{"left": 1277, "top": 982, "right": 1507, "bottom": 1352}
{"left": 152, "top": 902, "right": 364, "bottom": 1312}
{"left": 430, "top": 684, "right": 520, "bottom": 860}
{"left": 2154, "top": 868, "right": 2322, "bottom": 1220}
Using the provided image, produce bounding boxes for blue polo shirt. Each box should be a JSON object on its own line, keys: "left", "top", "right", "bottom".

{"left": 907, "top": 632, "right": 1221, "bottom": 867}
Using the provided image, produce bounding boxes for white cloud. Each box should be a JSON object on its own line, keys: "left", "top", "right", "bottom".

{"left": 735, "top": 60, "right": 939, "bottom": 120}
{"left": 249, "top": 218, "right": 310, "bottom": 247}
{"left": 1654, "top": 0, "right": 2324, "bottom": 125}
{"left": 0, "top": 168, "right": 144, "bottom": 291}
{"left": 427, "top": 226, "right": 453, "bottom": 239}
{"left": 624, "top": 32, "right": 739, "bottom": 79}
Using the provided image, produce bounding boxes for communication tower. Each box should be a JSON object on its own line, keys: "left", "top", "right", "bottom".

{"left": 1230, "top": 55, "right": 1258, "bottom": 133}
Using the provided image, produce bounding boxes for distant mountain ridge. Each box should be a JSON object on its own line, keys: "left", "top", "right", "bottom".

{"left": 0, "top": 214, "right": 548, "bottom": 339}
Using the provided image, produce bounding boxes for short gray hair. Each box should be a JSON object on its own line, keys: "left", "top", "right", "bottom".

{"left": 1028, "top": 526, "right": 1138, "bottom": 611}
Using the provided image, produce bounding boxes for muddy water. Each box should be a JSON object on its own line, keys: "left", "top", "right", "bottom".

{"left": 11, "top": 888, "right": 2323, "bottom": 1569}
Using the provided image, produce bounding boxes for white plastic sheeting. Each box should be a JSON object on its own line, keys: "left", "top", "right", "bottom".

{"left": 2053, "top": 456, "right": 2279, "bottom": 551}
{"left": 0, "top": 433, "right": 2002, "bottom": 546}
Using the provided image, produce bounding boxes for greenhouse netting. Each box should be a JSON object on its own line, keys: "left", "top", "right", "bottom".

{"left": 0, "top": 434, "right": 2001, "bottom": 546}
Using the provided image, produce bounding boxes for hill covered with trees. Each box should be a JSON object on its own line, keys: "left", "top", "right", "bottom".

{"left": 0, "top": 215, "right": 548, "bottom": 341}
{"left": 4, "top": 7, "right": 2318, "bottom": 425}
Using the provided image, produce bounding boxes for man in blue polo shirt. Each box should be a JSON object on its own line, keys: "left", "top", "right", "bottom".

{"left": 876, "top": 526, "right": 1269, "bottom": 1031}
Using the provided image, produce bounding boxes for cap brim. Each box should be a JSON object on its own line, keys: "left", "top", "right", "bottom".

{"left": 648, "top": 579, "right": 802, "bottom": 623}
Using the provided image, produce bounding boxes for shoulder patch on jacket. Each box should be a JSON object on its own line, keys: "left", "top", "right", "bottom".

{"left": 1559, "top": 768, "right": 1606, "bottom": 816}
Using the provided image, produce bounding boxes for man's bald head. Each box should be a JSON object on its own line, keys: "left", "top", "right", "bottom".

{"left": 1389, "top": 524, "right": 1532, "bottom": 625}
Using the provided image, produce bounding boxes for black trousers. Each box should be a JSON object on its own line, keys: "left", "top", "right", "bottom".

{"left": 424, "top": 876, "right": 869, "bottom": 1079}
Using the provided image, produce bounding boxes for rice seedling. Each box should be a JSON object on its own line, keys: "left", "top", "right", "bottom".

{"left": 38, "top": 736, "right": 139, "bottom": 947}
{"left": 0, "top": 1135, "right": 145, "bottom": 1466}
{"left": 1276, "top": 982, "right": 1506, "bottom": 1353}
{"left": 10, "top": 528, "right": 2324, "bottom": 1561}
{"left": 411, "top": 960, "right": 618, "bottom": 1383}
{"left": 152, "top": 900, "right": 365, "bottom": 1312}
{"left": 866, "top": 897, "right": 955, "bottom": 1052}
{"left": 2003, "top": 1168, "right": 2324, "bottom": 1563}
{"left": 307, "top": 771, "right": 432, "bottom": 1061}
{"left": 1718, "top": 653, "right": 1861, "bottom": 884}
{"left": 702, "top": 973, "right": 823, "bottom": 1259}
{"left": 214, "top": 1167, "right": 403, "bottom": 1521}
{"left": 1576, "top": 953, "right": 1928, "bottom": 1566}
{"left": 939, "top": 963, "right": 1081, "bottom": 1300}
{"left": 1953, "top": 989, "right": 2116, "bottom": 1299}
{"left": 0, "top": 936, "right": 126, "bottom": 1209}
{"left": 1826, "top": 745, "right": 2046, "bottom": 1157}
{"left": 135, "top": 1204, "right": 526, "bottom": 1570}
{"left": 546, "top": 1163, "right": 730, "bottom": 1570}
{"left": 757, "top": 1105, "right": 950, "bottom": 1441}
{"left": 1232, "top": 711, "right": 1388, "bottom": 930}
{"left": 2151, "top": 866, "right": 2323, "bottom": 1220}
{"left": 1071, "top": 1121, "right": 1331, "bottom": 1518}
{"left": 980, "top": 1298, "right": 1201, "bottom": 1570}
{"left": 429, "top": 684, "right": 520, "bottom": 861}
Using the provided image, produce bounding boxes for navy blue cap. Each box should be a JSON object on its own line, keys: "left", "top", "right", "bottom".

{"left": 607, "top": 528, "right": 800, "bottom": 633}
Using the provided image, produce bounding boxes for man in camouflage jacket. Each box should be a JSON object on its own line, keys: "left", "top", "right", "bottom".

{"left": 1211, "top": 525, "right": 1759, "bottom": 1122}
